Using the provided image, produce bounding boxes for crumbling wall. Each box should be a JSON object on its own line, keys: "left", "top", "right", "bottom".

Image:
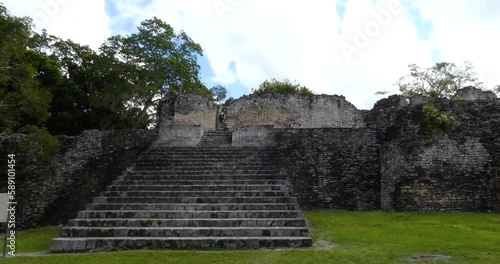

{"left": 370, "top": 87, "right": 500, "bottom": 211}
{"left": 171, "top": 94, "right": 217, "bottom": 131}
{"left": 227, "top": 94, "right": 366, "bottom": 129}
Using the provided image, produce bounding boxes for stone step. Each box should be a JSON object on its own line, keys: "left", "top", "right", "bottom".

{"left": 123, "top": 171, "right": 283, "bottom": 176}
{"left": 136, "top": 157, "right": 280, "bottom": 162}
{"left": 111, "top": 180, "right": 287, "bottom": 185}
{"left": 135, "top": 159, "right": 281, "bottom": 164}
{"left": 127, "top": 169, "right": 281, "bottom": 174}
{"left": 119, "top": 175, "right": 286, "bottom": 181}
{"left": 118, "top": 175, "right": 286, "bottom": 181}
{"left": 148, "top": 147, "right": 274, "bottom": 151}
{"left": 125, "top": 170, "right": 282, "bottom": 174}
{"left": 138, "top": 158, "right": 279, "bottom": 162}
{"left": 50, "top": 236, "right": 313, "bottom": 252}
{"left": 198, "top": 139, "right": 232, "bottom": 142}
{"left": 138, "top": 154, "right": 280, "bottom": 159}
{"left": 140, "top": 152, "right": 278, "bottom": 156}
{"left": 93, "top": 197, "right": 297, "bottom": 204}
{"left": 85, "top": 203, "right": 299, "bottom": 211}
{"left": 198, "top": 138, "right": 231, "bottom": 141}
{"left": 141, "top": 154, "right": 279, "bottom": 158}
{"left": 68, "top": 218, "right": 307, "bottom": 228}
{"left": 133, "top": 161, "right": 278, "bottom": 166}
{"left": 107, "top": 185, "right": 287, "bottom": 192}
{"left": 77, "top": 210, "right": 303, "bottom": 219}
{"left": 199, "top": 140, "right": 231, "bottom": 142}
{"left": 60, "top": 226, "right": 309, "bottom": 238}
{"left": 101, "top": 190, "right": 289, "bottom": 198}
{"left": 202, "top": 132, "right": 232, "bottom": 134}
{"left": 131, "top": 165, "right": 278, "bottom": 170}
{"left": 203, "top": 131, "right": 232, "bottom": 134}
{"left": 144, "top": 152, "right": 278, "bottom": 156}
{"left": 50, "top": 143, "right": 312, "bottom": 252}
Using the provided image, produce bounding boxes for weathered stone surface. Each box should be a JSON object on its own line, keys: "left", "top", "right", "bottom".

{"left": 198, "top": 130, "right": 232, "bottom": 147}
{"left": 3, "top": 86, "right": 500, "bottom": 236}
{"left": 381, "top": 137, "right": 493, "bottom": 211}
{"left": 275, "top": 128, "right": 380, "bottom": 210}
{"left": 232, "top": 126, "right": 276, "bottom": 147}
{"left": 227, "top": 93, "right": 366, "bottom": 129}
{"left": 456, "top": 86, "right": 497, "bottom": 101}
{"left": 157, "top": 94, "right": 217, "bottom": 131}
{"left": 0, "top": 129, "right": 157, "bottom": 229}
{"left": 49, "top": 147, "right": 311, "bottom": 252}
{"left": 153, "top": 125, "right": 204, "bottom": 147}
{"left": 372, "top": 91, "right": 500, "bottom": 211}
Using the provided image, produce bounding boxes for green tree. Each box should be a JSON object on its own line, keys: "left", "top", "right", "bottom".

{"left": 0, "top": 4, "right": 53, "bottom": 133}
{"left": 101, "top": 17, "right": 208, "bottom": 128}
{"left": 0, "top": 4, "right": 59, "bottom": 161}
{"left": 210, "top": 84, "right": 227, "bottom": 102}
{"left": 217, "top": 96, "right": 233, "bottom": 129}
{"left": 396, "top": 61, "right": 484, "bottom": 98}
{"left": 252, "top": 78, "right": 314, "bottom": 95}
{"left": 393, "top": 62, "right": 487, "bottom": 133}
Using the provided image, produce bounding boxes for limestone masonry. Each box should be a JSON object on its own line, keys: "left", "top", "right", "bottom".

{"left": 227, "top": 93, "right": 366, "bottom": 128}
{"left": 1, "top": 87, "right": 498, "bottom": 252}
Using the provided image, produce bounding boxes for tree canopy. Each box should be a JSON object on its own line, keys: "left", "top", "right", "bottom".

{"left": 251, "top": 78, "right": 314, "bottom": 95}
{"left": 0, "top": 3, "right": 222, "bottom": 137}
{"left": 396, "top": 61, "right": 485, "bottom": 98}
{"left": 0, "top": 5, "right": 53, "bottom": 133}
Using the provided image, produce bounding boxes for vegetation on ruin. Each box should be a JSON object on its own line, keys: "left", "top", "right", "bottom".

{"left": 396, "top": 62, "right": 485, "bottom": 98}
{"left": 397, "top": 62, "right": 481, "bottom": 134}
{"left": 2, "top": 211, "right": 499, "bottom": 264}
{"left": 377, "top": 62, "right": 490, "bottom": 134}
{"left": 251, "top": 78, "right": 314, "bottom": 95}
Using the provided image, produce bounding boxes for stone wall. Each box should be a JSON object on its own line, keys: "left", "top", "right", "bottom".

{"left": 227, "top": 94, "right": 366, "bottom": 129}
{"left": 157, "top": 94, "right": 217, "bottom": 131}
{"left": 275, "top": 128, "right": 380, "bottom": 210}
{"left": 0, "top": 129, "right": 157, "bottom": 229}
{"left": 232, "top": 126, "right": 276, "bottom": 147}
{"left": 2, "top": 87, "right": 499, "bottom": 230}
{"left": 153, "top": 125, "right": 204, "bottom": 147}
{"left": 370, "top": 89, "right": 500, "bottom": 212}
{"left": 381, "top": 137, "right": 493, "bottom": 211}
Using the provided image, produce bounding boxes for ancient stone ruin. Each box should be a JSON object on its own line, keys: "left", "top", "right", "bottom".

{"left": 1, "top": 87, "right": 498, "bottom": 252}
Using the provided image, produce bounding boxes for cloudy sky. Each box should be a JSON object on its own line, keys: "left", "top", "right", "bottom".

{"left": 3, "top": 0, "right": 499, "bottom": 109}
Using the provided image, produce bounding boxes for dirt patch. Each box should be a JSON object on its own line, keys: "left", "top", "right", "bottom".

{"left": 407, "top": 253, "right": 452, "bottom": 261}
{"left": 14, "top": 251, "right": 50, "bottom": 257}
{"left": 313, "top": 239, "right": 336, "bottom": 250}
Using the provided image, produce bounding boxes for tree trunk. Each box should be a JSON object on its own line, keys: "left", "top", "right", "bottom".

{"left": 133, "top": 94, "right": 155, "bottom": 129}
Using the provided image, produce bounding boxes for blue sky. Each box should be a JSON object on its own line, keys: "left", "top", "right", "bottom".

{"left": 102, "top": 0, "right": 437, "bottom": 101}
{"left": 103, "top": 0, "right": 247, "bottom": 99}
{"left": 3, "top": 0, "right": 499, "bottom": 109}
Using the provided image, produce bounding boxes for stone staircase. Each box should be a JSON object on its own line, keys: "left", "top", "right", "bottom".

{"left": 198, "top": 130, "right": 232, "bottom": 147}
{"left": 50, "top": 143, "right": 312, "bottom": 252}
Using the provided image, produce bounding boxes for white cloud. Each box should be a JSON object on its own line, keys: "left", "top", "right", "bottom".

{"left": 411, "top": 0, "right": 500, "bottom": 90}
{"left": 2, "top": 0, "right": 111, "bottom": 50}
{"left": 106, "top": 0, "right": 434, "bottom": 109}
{"left": 2, "top": 0, "right": 498, "bottom": 109}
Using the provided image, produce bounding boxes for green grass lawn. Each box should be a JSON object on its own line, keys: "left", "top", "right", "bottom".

{"left": 1, "top": 211, "right": 499, "bottom": 263}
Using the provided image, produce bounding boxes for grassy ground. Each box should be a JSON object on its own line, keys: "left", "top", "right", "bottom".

{"left": 1, "top": 211, "right": 498, "bottom": 263}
